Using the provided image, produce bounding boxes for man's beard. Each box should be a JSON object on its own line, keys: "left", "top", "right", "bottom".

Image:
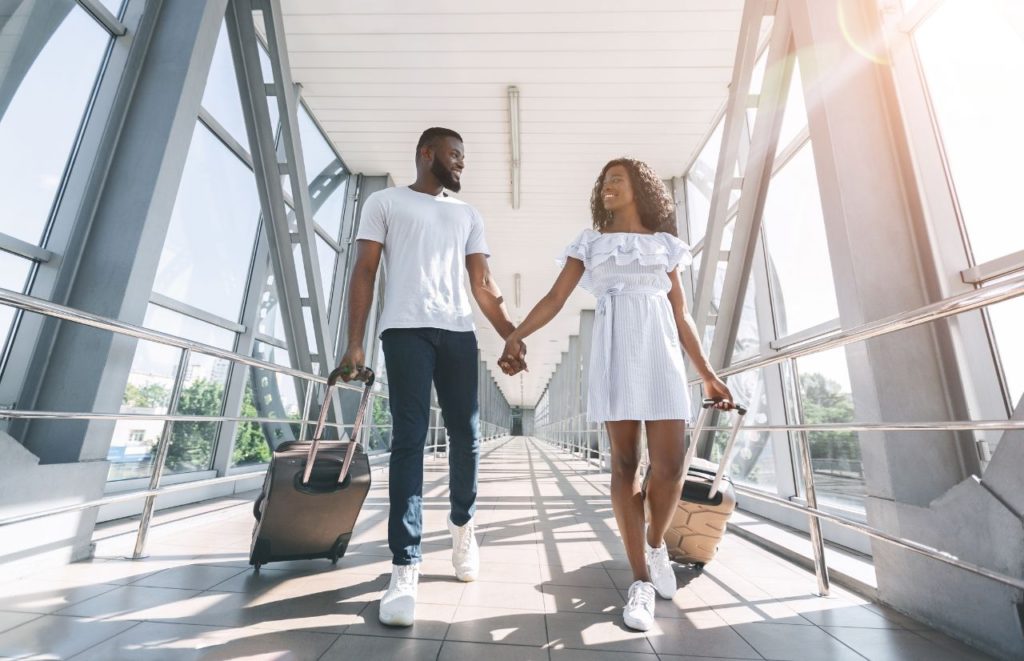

{"left": 431, "top": 158, "right": 461, "bottom": 193}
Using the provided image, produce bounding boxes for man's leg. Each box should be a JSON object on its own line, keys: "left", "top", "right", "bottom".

{"left": 381, "top": 329, "right": 436, "bottom": 566}
{"left": 433, "top": 330, "right": 481, "bottom": 528}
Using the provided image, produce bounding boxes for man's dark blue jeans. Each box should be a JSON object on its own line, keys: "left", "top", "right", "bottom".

{"left": 381, "top": 327, "right": 481, "bottom": 566}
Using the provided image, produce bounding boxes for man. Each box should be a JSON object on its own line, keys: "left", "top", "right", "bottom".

{"left": 337, "top": 127, "right": 525, "bottom": 626}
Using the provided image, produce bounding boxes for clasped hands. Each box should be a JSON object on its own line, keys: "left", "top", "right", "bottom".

{"left": 498, "top": 334, "right": 528, "bottom": 376}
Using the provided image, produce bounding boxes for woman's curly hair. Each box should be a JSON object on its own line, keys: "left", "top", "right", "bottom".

{"left": 590, "top": 158, "right": 677, "bottom": 235}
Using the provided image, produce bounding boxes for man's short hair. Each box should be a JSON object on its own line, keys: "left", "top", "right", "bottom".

{"left": 416, "top": 127, "right": 463, "bottom": 158}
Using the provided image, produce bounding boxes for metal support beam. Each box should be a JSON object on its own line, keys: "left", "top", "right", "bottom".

{"left": 691, "top": 0, "right": 773, "bottom": 345}
{"left": 705, "top": 4, "right": 795, "bottom": 371}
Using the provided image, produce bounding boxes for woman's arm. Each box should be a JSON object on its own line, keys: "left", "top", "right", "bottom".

{"left": 498, "top": 258, "right": 585, "bottom": 375}
{"left": 666, "top": 268, "right": 735, "bottom": 407}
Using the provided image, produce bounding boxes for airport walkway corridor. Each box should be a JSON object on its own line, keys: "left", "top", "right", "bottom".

{"left": 0, "top": 438, "right": 994, "bottom": 660}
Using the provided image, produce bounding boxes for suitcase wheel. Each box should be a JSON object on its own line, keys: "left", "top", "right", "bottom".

{"left": 693, "top": 563, "right": 705, "bottom": 572}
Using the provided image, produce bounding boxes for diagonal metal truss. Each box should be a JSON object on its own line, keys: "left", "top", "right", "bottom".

{"left": 691, "top": 0, "right": 784, "bottom": 358}
{"left": 225, "top": 0, "right": 341, "bottom": 429}
{"left": 703, "top": 4, "right": 794, "bottom": 371}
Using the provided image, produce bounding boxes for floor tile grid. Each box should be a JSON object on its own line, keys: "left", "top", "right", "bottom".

{"left": 0, "top": 438, "right": 1000, "bottom": 660}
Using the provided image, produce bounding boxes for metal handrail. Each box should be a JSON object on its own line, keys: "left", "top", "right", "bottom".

{"left": 0, "top": 286, "right": 371, "bottom": 391}
{"left": 536, "top": 435, "right": 1024, "bottom": 592}
{"left": 689, "top": 268, "right": 1024, "bottom": 385}
{"left": 534, "top": 411, "right": 1024, "bottom": 434}
{"left": 534, "top": 271, "right": 1024, "bottom": 597}
{"left": 0, "top": 286, "right": 511, "bottom": 551}
{"left": 0, "top": 434, "right": 513, "bottom": 530}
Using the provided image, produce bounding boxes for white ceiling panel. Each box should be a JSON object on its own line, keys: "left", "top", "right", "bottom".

{"left": 281, "top": 0, "right": 743, "bottom": 408}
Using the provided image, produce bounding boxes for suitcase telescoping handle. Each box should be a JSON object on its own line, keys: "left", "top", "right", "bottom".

{"left": 681, "top": 398, "right": 747, "bottom": 499}
{"left": 301, "top": 366, "right": 376, "bottom": 486}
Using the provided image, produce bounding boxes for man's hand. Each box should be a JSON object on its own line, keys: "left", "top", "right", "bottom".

{"left": 498, "top": 335, "right": 528, "bottom": 376}
{"left": 337, "top": 346, "right": 366, "bottom": 382}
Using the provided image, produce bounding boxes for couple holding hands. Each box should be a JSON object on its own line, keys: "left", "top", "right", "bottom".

{"left": 336, "top": 127, "right": 734, "bottom": 631}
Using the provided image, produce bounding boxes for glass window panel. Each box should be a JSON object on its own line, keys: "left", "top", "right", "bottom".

{"left": 795, "top": 348, "right": 865, "bottom": 510}
{"left": 0, "top": 252, "right": 33, "bottom": 357}
{"left": 762, "top": 145, "right": 840, "bottom": 336}
{"left": 731, "top": 269, "right": 761, "bottom": 363}
{"left": 988, "top": 296, "right": 1024, "bottom": 410}
{"left": 685, "top": 119, "right": 724, "bottom": 246}
{"left": 233, "top": 340, "right": 301, "bottom": 466}
{"left": 0, "top": 6, "right": 109, "bottom": 245}
{"left": 316, "top": 235, "right": 337, "bottom": 304}
{"left": 201, "top": 23, "right": 249, "bottom": 149}
{"left": 711, "top": 368, "right": 776, "bottom": 491}
{"left": 367, "top": 392, "right": 392, "bottom": 453}
{"left": 107, "top": 305, "right": 233, "bottom": 481}
{"left": 777, "top": 60, "right": 808, "bottom": 153}
{"left": 914, "top": 0, "right": 1024, "bottom": 263}
{"left": 153, "top": 123, "right": 261, "bottom": 322}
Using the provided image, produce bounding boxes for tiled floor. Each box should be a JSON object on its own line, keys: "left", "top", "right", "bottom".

{"left": 0, "top": 438, "right": 996, "bottom": 660}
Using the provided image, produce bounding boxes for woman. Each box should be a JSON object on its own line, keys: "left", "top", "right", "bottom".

{"left": 498, "top": 158, "right": 734, "bottom": 631}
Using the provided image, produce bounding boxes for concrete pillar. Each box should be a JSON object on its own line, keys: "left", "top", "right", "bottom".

{"left": 789, "top": 0, "right": 1021, "bottom": 655}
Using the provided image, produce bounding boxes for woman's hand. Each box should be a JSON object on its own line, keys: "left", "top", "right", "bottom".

{"left": 703, "top": 375, "right": 736, "bottom": 410}
{"left": 499, "top": 335, "right": 528, "bottom": 376}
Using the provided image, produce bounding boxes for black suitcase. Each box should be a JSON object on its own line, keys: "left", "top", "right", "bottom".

{"left": 249, "top": 366, "right": 374, "bottom": 571}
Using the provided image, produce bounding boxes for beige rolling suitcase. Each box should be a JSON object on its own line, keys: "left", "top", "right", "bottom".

{"left": 644, "top": 398, "right": 747, "bottom": 569}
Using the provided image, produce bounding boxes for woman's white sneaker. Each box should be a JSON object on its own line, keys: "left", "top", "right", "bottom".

{"left": 646, "top": 539, "right": 677, "bottom": 599}
{"left": 448, "top": 516, "right": 479, "bottom": 582}
{"left": 379, "top": 564, "right": 419, "bottom": 627}
{"left": 623, "top": 580, "right": 656, "bottom": 631}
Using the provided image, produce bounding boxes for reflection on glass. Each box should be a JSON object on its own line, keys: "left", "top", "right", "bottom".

{"left": 685, "top": 119, "right": 724, "bottom": 247}
{"left": 0, "top": 5, "right": 109, "bottom": 245}
{"left": 107, "top": 305, "right": 233, "bottom": 481}
{"left": 201, "top": 23, "right": 249, "bottom": 149}
{"left": 762, "top": 145, "right": 840, "bottom": 336}
{"left": 0, "top": 253, "right": 33, "bottom": 358}
{"left": 255, "top": 268, "right": 288, "bottom": 344}
{"left": 914, "top": 0, "right": 1024, "bottom": 263}
{"left": 711, "top": 368, "right": 777, "bottom": 490}
{"left": 153, "top": 123, "right": 261, "bottom": 322}
{"left": 233, "top": 341, "right": 301, "bottom": 466}
{"left": 298, "top": 107, "right": 349, "bottom": 240}
{"left": 795, "top": 349, "right": 864, "bottom": 510}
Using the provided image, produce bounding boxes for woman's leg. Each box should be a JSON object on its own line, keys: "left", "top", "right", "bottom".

{"left": 643, "top": 420, "right": 687, "bottom": 548}
{"left": 606, "top": 420, "right": 648, "bottom": 583}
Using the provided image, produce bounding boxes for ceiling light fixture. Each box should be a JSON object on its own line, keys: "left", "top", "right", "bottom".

{"left": 513, "top": 273, "right": 522, "bottom": 308}
{"left": 508, "top": 85, "right": 521, "bottom": 210}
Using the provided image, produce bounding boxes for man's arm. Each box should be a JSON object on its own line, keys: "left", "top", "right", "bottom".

{"left": 337, "top": 239, "right": 383, "bottom": 381}
{"left": 466, "top": 253, "right": 516, "bottom": 340}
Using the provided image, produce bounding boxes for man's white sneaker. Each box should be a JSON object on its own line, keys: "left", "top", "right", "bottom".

{"left": 623, "top": 580, "right": 656, "bottom": 631}
{"left": 447, "top": 516, "right": 479, "bottom": 582}
{"left": 646, "top": 539, "right": 677, "bottom": 599}
{"left": 378, "top": 564, "right": 419, "bottom": 627}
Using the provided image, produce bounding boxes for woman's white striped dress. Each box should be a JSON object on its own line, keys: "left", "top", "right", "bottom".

{"left": 558, "top": 229, "right": 693, "bottom": 423}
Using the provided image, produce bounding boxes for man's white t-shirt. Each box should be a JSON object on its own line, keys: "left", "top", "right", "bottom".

{"left": 356, "top": 186, "right": 490, "bottom": 334}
